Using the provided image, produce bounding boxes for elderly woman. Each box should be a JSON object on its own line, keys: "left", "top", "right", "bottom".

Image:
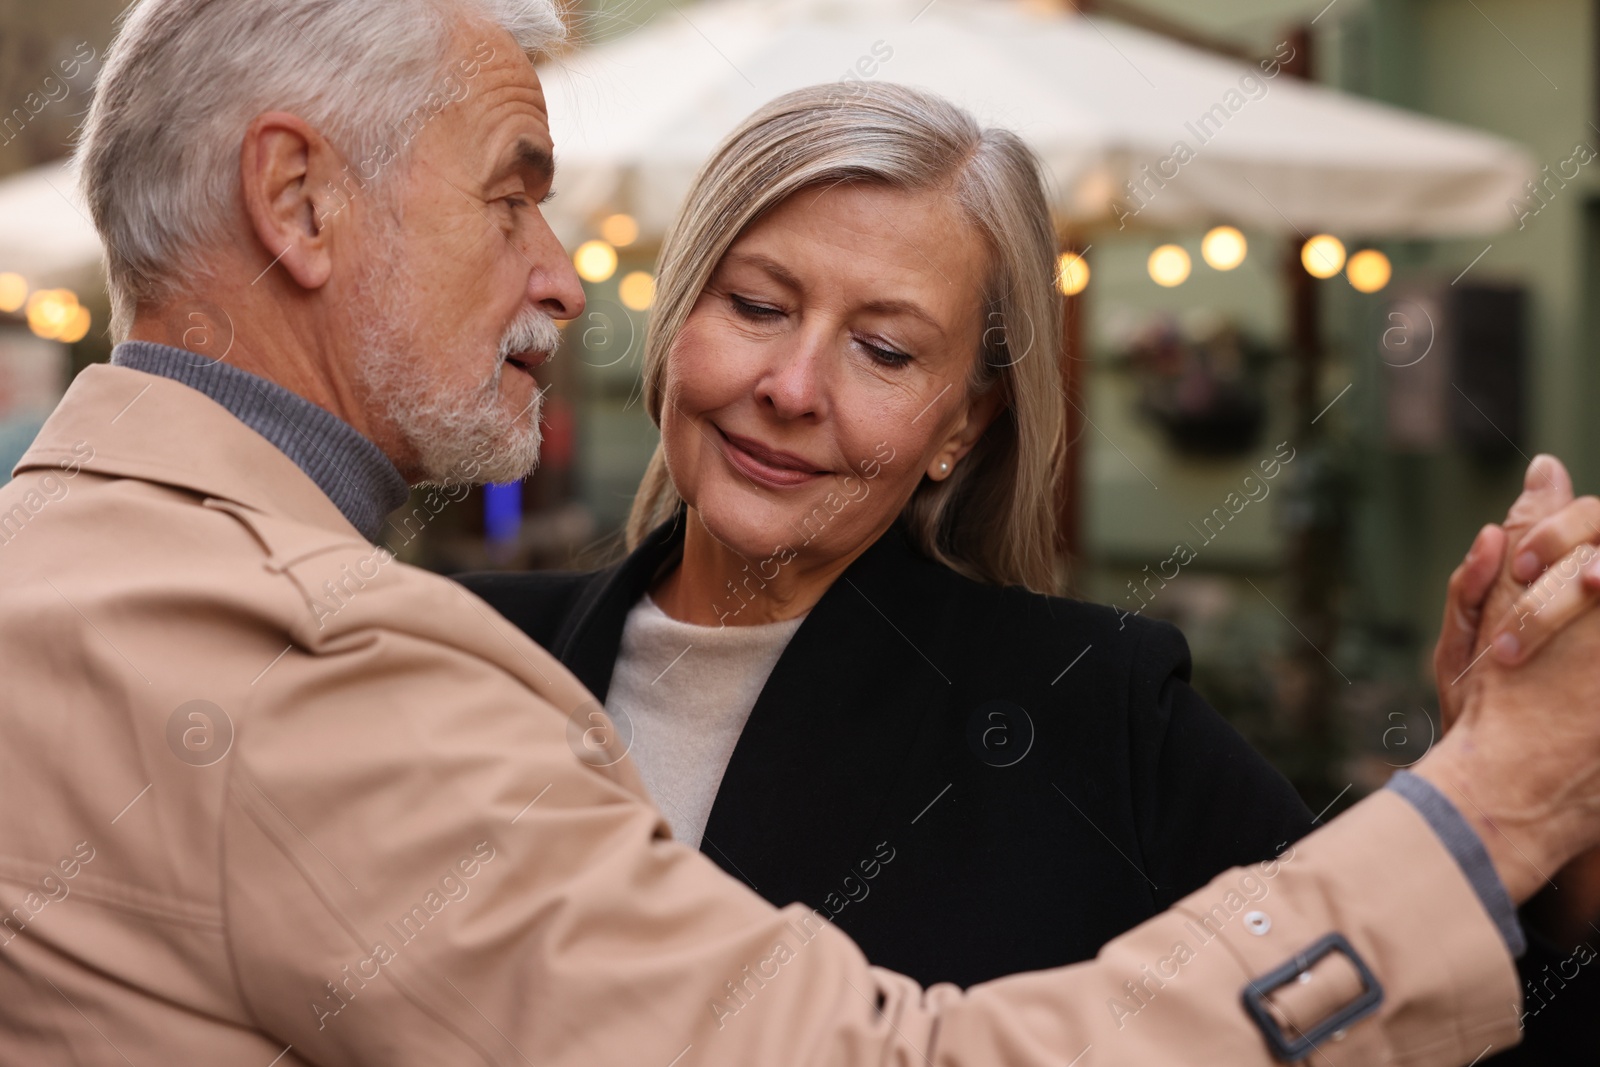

{"left": 460, "top": 83, "right": 1505, "bottom": 989}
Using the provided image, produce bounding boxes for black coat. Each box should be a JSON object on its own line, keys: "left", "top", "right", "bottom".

{"left": 458, "top": 516, "right": 1314, "bottom": 989}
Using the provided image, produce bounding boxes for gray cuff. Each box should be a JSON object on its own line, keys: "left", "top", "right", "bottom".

{"left": 1386, "top": 771, "right": 1526, "bottom": 957}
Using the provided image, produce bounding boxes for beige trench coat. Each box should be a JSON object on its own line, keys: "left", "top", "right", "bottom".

{"left": 0, "top": 364, "right": 1521, "bottom": 1065}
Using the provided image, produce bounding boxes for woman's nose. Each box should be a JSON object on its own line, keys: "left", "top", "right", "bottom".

{"left": 755, "top": 335, "right": 829, "bottom": 421}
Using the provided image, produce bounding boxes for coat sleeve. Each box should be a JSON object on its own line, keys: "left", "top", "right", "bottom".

{"left": 1123, "top": 618, "right": 1319, "bottom": 911}
{"left": 218, "top": 548, "right": 1521, "bottom": 1067}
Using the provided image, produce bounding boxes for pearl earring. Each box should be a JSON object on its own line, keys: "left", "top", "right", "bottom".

{"left": 938, "top": 460, "right": 951, "bottom": 475}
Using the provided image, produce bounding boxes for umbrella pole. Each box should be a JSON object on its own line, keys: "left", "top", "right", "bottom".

{"left": 1276, "top": 27, "right": 1347, "bottom": 808}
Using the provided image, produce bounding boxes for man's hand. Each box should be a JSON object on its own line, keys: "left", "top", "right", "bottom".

{"left": 1416, "top": 457, "right": 1600, "bottom": 903}
{"left": 1432, "top": 456, "right": 1600, "bottom": 728}
{"left": 1482, "top": 479, "right": 1600, "bottom": 668}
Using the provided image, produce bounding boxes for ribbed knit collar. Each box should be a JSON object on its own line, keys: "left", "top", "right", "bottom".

{"left": 111, "top": 341, "right": 409, "bottom": 542}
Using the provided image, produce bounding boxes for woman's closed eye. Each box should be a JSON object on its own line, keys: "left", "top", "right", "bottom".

{"left": 727, "top": 292, "right": 911, "bottom": 366}
{"left": 854, "top": 335, "right": 912, "bottom": 368}
{"left": 728, "top": 293, "right": 785, "bottom": 321}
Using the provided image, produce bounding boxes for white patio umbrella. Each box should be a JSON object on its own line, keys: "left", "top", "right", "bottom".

{"left": 0, "top": 161, "right": 104, "bottom": 293}
{"left": 539, "top": 0, "right": 1534, "bottom": 243}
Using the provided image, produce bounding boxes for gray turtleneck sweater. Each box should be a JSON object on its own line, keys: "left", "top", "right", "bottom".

{"left": 111, "top": 341, "right": 410, "bottom": 542}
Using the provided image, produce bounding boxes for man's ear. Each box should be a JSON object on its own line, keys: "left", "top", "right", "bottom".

{"left": 238, "top": 111, "right": 339, "bottom": 291}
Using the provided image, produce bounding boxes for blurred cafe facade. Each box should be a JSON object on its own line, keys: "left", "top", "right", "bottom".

{"left": 1, "top": 0, "right": 1596, "bottom": 800}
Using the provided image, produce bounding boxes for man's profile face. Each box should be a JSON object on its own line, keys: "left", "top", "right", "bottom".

{"left": 350, "top": 23, "right": 583, "bottom": 486}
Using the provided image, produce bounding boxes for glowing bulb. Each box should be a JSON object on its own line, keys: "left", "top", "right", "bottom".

{"left": 1056, "top": 252, "right": 1090, "bottom": 296}
{"left": 574, "top": 240, "right": 618, "bottom": 283}
{"left": 25, "top": 304, "right": 55, "bottom": 339}
{"left": 1147, "top": 244, "right": 1191, "bottom": 288}
{"left": 1346, "top": 249, "right": 1392, "bottom": 294}
{"left": 57, "top": 306, "right": 92, "bottom": 344}
{"left": 26, "top": 289, "right": 78, "bottom": 341}
{"left": 618, "top": 271, "right": 656, "bottom": 311}
{"left": 600, "top": 214, "right": 640, "bottom": 247}
{"left": 1301, "top": 235, "right": 1346, "bottom": 279}
{"left": 1201, "top": 226, "right": 1247, "bottom": 271}
{"left": 0, "top": 272, "right": 27, "bottom": 313}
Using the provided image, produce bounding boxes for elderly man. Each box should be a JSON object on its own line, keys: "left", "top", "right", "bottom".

{"left": 2, "top": 0, "right": 1600, "bottom": 1064}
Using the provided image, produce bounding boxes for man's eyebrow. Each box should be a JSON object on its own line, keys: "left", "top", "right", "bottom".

{"left": 494, "top": 138, "right": 555, "bottom": 186}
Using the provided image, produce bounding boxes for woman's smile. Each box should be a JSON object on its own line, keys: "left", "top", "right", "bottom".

{"left": 715, "top": 425, "right": 830, "bottom": 489}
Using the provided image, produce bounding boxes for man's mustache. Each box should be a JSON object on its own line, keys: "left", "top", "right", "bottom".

{"left": 499, "top": 306, "right": 562, "bottom": 363}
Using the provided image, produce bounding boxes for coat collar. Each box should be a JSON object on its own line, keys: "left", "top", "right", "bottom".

{"left": 547, "top": 511, "right": 690, "bottom": 703}
{"left": 549, "top": 513, "right": 957, "bottom": 702}
{"left": 554, "top": 513, "right": 963, "bottom": 898}
{"left": 14, "top": 364, "right": 362, "bottom": 541}
{"left": 111, "top": 342, "right": 409, "bottom": 542}
{"left": 704, "top": 522, "right": 960, "bottom": 899}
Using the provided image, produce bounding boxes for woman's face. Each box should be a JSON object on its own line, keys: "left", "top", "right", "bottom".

{"left": 660, "top": 181, "right": 1000, "bottom": 572}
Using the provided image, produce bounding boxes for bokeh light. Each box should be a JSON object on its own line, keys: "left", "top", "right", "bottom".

{"left": 619, "top": 271, "right": 657, "bottom": 311}
{"left": 574, "top": 240, "right": 619, "bottom": 283}
{"left": 1347, "top": 249, "right": 1393, "bottom": 293}
{"left": 58, "top": 306, "right": 92, "bottom": 344}
{"left": 1201, "top": 226, "right": 1247, "bottom": 271}
{"left": 1056, "top": 251, "right": 1090, "bottom": 296}
{"left": 0, "top": 272, "right": 27, "bottom": 313}
{"left": 1301, "top": 234, "right": 1347, "bottom": 279}
{"left": 1148, "top": 244, "right": 1192, "bottom": 287}
{"left": 26, "top": 289, "right": 81, "bottom": 342}
{"left": 600, "top": 214, "right": 640, "bottom": 247}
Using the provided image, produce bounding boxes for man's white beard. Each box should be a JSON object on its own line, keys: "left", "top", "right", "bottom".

{"left": 356, "top": 252, "right": 562, "bottom": 487}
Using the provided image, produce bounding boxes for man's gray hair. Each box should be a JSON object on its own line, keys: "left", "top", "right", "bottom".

{"left": 77, "top": 0, "right": 566, "bottom": 338}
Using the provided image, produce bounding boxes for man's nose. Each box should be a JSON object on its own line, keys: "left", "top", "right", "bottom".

{"left": 525, "top": 218, "right": 586, "bottom": 320}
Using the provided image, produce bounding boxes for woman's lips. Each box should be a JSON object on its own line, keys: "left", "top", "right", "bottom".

{"left": 716, "top": 427, "right": 827, "bottom": 489}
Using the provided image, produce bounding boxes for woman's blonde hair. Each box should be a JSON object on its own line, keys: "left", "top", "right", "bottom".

{"left": 625, "top": 81, "right": 1066, "bottom": 594}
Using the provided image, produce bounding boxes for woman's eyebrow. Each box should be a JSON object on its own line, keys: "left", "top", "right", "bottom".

{"left": 722, "top": 252, "right": 803, "bottom": 290}
{"left": 858, "top": 298, "right": 943, "bottom": 334}
{"left": 724, "top": 252, "right": 944, "bottom": 334}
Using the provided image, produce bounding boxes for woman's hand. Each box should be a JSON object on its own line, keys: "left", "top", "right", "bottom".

{"left": 1435, "top": 521, "right": 1509, "bottom": 731}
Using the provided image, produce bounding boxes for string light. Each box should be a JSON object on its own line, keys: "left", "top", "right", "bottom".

{"left": 1301, "top": 235, "right": 1346, "bottom": 279}
{"left": 1148, "top": 244, "right": 1191, "bottom": 287}
{"left": 619, "top": 271, "right": 656, "bottom": 311}
{"left": 1201, "top": 226, "right": 1247, "bottom": 271}
{"left": 1347, "top": 249, "right": 1392, "bottom": 293}
{"left": 1056, "top": 251, "right": 1090, "bottom": 296}
{"left": 0, "top": 272, "right": 27, "bottom": 313}
{"left": 57, "top": 306, "right": 92, "bottom": 344}
{"left": 25, "top": 289, "right": 82, "bottom": 342}
{"left": 574, "top": 240, "right": 618, "bottom": 283}
{"left": 600, "top": 214, "right": 640, "bottom": 247}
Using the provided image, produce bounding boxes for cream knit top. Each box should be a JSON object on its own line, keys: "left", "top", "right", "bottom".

{"left": 606, "top": 596, "right": 805, "bottom": 848}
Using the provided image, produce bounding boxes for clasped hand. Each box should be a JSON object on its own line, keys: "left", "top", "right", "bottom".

{"left": 1424, "top": 455, "right": 1600, "bottom": 905}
